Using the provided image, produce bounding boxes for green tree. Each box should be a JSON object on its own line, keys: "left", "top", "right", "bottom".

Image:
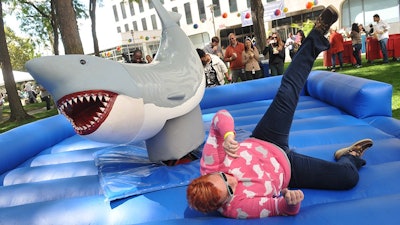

{"left": 0, "top": 1, "right": 31, "bottom": 121}
{"left": 90, "top": 0, "right": 99, "bottom": 56}
{"left": 54, "top": 0, "right": 84, "bottom": 54}
{"left": 5, "top": 26, "right": 37, "bottom": 71}
{"left": 8, "top": 0, "right": 87, "bottom": 55}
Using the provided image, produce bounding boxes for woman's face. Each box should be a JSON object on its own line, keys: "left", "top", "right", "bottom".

{"left": 245, "top": 40, "right": 252, "bottom": 48}
{"left": 208, "top": 172, "right": 234, "bottom": 204}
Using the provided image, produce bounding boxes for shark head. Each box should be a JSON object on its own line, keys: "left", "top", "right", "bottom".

{"left": 26, "top": 0, "right": 205, "bottom": 144}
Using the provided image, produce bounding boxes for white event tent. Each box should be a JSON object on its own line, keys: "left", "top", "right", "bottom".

{"left": 0, "top": 70, "right": 34, "bottom": 86}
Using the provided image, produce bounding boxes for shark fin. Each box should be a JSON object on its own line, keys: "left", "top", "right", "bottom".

{"left": 168, "top": 11, "right": 182, "bottom": 24}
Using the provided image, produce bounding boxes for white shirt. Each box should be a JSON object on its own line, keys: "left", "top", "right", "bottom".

{"left": 285, "top": 36, "right": 295, "bottom": 50}
{"left": 206, "top": 54, "right": 228, "bottom": 85}
{"left": 375, "top": 19, "right": 390, "bottom": 40}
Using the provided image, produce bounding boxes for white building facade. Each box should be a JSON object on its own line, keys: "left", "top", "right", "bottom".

{"left": 103, "top": 0, "right": 400, "bottom": 61}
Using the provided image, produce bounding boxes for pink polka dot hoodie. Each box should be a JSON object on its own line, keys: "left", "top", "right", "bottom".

{"left": 200, "top": 110, "right": 300, "bottom": 218}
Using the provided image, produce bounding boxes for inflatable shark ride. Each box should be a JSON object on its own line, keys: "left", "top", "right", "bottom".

{"left": 26, "top": 0, "right": 205, "bottom": 162}
{"left": 1, "top": 0, "right": 400, "bottom": 224}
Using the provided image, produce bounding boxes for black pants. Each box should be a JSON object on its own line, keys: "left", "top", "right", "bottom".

{"left": 251, "top": 29, "right": 364, "bottom": 190}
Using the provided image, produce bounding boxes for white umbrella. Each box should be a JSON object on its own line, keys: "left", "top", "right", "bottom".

{"left": 0, "top": 70, "right": 34, "bottom": 86}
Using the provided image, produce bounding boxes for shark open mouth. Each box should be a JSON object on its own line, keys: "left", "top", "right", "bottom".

{"left": 57, "top": 90, "right": 118, "bottom": 135}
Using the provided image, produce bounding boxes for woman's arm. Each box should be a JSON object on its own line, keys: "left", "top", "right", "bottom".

{"left": 242, "top": 51, "right": 249, "bottom": 64}
{"left": 200, "top": 110, "right": 237, "bottom": 174}
{"left": 225, "top": 189, "right": 302, "bottom": 218}
{"left": 254, "top": 47, "right": 260, "bottom": 61}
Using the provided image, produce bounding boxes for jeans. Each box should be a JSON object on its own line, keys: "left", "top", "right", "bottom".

{"left": 251, "top": 29, "right": 364, "bottom": 190}
{"left": 331, "top": 51, "right": 343, "bottom": 69}
{"left": 379, "top": 38, "right": 389, "bottom": 63}
{"left": 352, "top": 44, "right": 362, "bottom": 65}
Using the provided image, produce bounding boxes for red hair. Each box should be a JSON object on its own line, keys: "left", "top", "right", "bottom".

{"left": 187, "top": 174, "right": 224, "bottom": 213}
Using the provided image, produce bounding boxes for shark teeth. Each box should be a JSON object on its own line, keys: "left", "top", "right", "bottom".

{"left": 57, "top": 90, "right": 117, "bottom": 135}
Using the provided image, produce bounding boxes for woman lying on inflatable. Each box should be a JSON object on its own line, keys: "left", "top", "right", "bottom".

{"left": 187, "top": 5, "right": 373, "bottom": 219}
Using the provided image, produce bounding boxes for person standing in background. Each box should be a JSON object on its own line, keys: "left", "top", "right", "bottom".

{"left": 39, "top": 85, "right": 52, "bottom": 110}
{"left": 348, "top": 23, "right": 362, "bottom": 68}
{"left": 329, "top": 27, "right": 344, "bottom": 72}
{"left": 24, "top": 81, "right": 36, "bottom": 103}
{"left": 131, "top": 49, "right": 146, "bottom": 63}
{"left": 285, "top": 32, "right": 296, "bottom": 60}
{"left": 242, "top": 38, "right": 262, "bottom": 80}
{"left": 224, "top": 33, "right": 245, "bottom": 83}
{"left": 204, "top": 36, "right": 224, "bottom": 59}
{"left": 268, "top": 32, "right": 285, "bottom": 76}
{"left": 373, "top": 14, "right": 390, "bottom": 63}
{"left": 358, "top": 24, "right": 367, "bottom": 53}
{"left": 292, "top": 30, "right": 305, "bottom": 57}
{"left": 196, "top": 48, "right": 230, "bottom": 87}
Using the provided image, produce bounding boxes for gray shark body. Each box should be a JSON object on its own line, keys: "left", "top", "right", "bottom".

{"left": 26, "top": 0, "right": 205, "bottom": 161}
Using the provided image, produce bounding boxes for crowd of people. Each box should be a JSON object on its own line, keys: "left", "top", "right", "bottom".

{"left": 16, "top": 81, "right": 52, "bottom": 109}
{"left": 195, "top": 12, "right": 391, "bottom": 86}
{"left": 119, "top": 14, "right": 390, "bottom": 88}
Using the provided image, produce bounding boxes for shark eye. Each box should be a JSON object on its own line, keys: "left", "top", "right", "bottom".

{"left": 80, "top": 59, "right": 86, "bottom": 65}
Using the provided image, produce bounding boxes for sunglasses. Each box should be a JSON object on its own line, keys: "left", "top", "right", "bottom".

{"left": 218, "top": 172, "right": 234, "bottom": 197}
{"left": 272, "top": 37, "right": 277, "bottom": 39}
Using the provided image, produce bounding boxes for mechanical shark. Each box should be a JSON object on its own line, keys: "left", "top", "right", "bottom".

{"left": 26, "top": 0, "right": 206, "bottom": 161}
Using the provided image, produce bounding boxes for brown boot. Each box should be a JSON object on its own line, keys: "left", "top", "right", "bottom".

{"left": 334, "top": 139, "right": 373, "bottom": 160}
{"left": 314, "top": 5, "right": 339, "bottom": 35}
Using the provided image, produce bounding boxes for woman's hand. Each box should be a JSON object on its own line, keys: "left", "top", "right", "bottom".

{"left": 223, "top": 133, "right": 239, "bottom": 158}
{"left": 281, "top": 188, "right": 304, "bottom": 205}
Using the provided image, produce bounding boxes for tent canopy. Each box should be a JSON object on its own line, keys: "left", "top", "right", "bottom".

{"left": 0, "top": 70, "right": 34, "bottom": 86}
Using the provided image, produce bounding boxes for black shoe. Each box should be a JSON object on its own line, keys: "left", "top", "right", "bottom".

{"left": 314, "top": 5, "right": 339, "bottom": 35}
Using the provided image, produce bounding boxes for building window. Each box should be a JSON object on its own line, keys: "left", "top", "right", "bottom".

{"left": 139, "top": 0, "right": 144, "bottom": 13}
{"left": 129, "top": 1, "right": 135, "bottom": 16}
{"left": 120, "top": 2, "right": 127, "bottom": 19}
{"left": 342, "top": 0, "right": 399, "bottom": 28}
{"left": 151, "top": 14, "right": 158, "bottom": 30}
{"left": 132, "top": 21, "right": 138, "bottom": 31}
{"left": 212, "top": 0, "right": 221, "bottom": 17}
{"left": 141, "top": 18, "right": 148, "bottom": 30}
{"left": 229, "top": 0, "right": 238, "bottom": 13}
{"left": 112, "top": 5, "right": 119, "bottom": 22}
{"left": 117, "top": 26, "right": 121, "bottom": 33}
{"left": 124, "top": 24, "right": 129, "bottom": 32}
{"left": 172, "top": 7, "right": 180, "bottom": 26}
{"left": 197, "top": 0, "right": 206, "bottom": 20}
{"left": 184, "top": 3, "right": 193, "bottom": 25}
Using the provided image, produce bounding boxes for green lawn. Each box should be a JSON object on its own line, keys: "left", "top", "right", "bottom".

{"left": 0, "top": 57, "right": 399, "bottom": 134}
{"left": 0, "top": 101, "right": 58, "bottom": 133}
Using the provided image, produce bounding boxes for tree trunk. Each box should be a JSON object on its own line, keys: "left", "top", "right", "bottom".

{"left": 51, "top": 0, "right": 60, "bottom": 55}
{"left": 90, "top": 0, "right": 100, "bottom": 56}
{"left": 251, "top": 0, "right": 266, "bottom": 55}
{"left": 0, "top": 1, "right": 31, "bottom": 121}
{"left": 55, "top": 0, "right": 84, "bottom": 54}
